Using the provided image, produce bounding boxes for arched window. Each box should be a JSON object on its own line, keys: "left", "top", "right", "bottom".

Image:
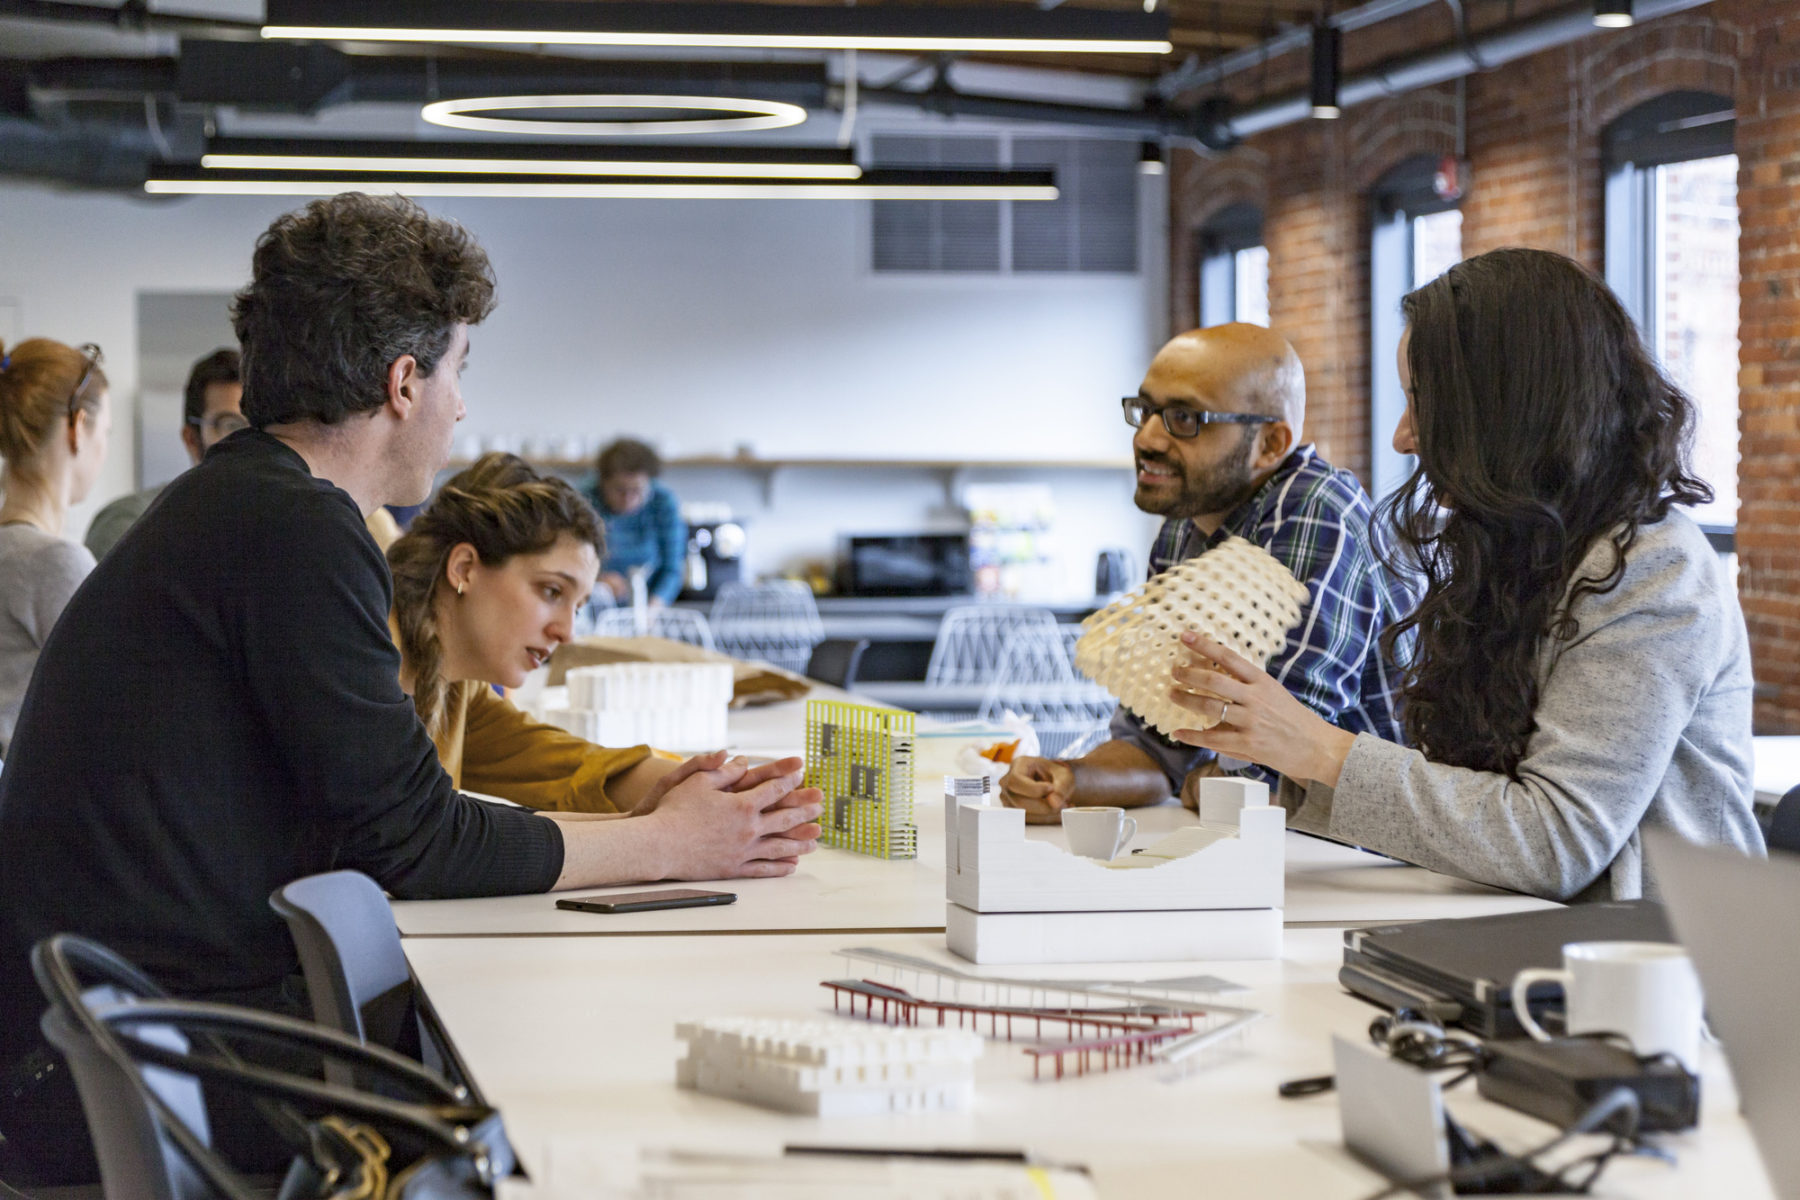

{"left": 1196, "top": 203, "right": 1268, "bottom": 327}
{"left": 1369, "top": 155, "right": 1463, "bottom": 500}
{"left": 1604, "top": 91, "right": 1738, "bottom": 539}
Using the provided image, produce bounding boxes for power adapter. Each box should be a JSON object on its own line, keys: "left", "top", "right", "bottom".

{"left": 1476, "top": 1037, "right": 1699, "bottom": 1134}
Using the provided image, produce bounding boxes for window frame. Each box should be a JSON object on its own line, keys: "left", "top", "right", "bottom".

{"left": 1602, "top": 91, "right": 1737, "bottom": 545}
{"left": 1369, "top": 156, "right": 1462, "bottom": 503}
{"left": 1196, "top": 202, "right": 1266, "bottom": 326}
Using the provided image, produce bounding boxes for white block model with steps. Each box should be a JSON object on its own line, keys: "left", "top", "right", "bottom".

{"left": 674, "top": 1017, "right": 983, "bottom": 1116}
{"left": 543, "top": 662, "right": 733, "bottom": 752}
{"left": 945, "top": 777, "right": 1285, "bottom": 964}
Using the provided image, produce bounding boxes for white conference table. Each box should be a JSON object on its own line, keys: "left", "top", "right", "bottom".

{"left": 406, "top": 928, "right": 1772, "bottom": 1199}
{"left": 395, "top": 694, "right": 1554, "bottom": 938}
{"left": 393, "top": 790, "right": 1555, "bottom": 938}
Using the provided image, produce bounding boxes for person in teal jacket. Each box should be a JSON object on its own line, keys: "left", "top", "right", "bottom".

{"left": 586, "top": 437, "right": 687, "bottom": 606}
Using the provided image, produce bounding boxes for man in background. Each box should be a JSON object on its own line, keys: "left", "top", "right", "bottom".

{"left": 85, "top": 347, "right": 243, "bottom": 558}
{"left": 999, "top": 323, "right": 1409, "bottom": 820}
{"left": 588, "top": 436, "right": 687, "bottom": 607}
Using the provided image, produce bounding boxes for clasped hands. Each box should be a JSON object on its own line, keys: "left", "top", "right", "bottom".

{"left": 636, "top": 750, "right": 824, "bottom": 878}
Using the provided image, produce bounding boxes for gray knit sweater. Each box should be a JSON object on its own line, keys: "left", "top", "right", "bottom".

{"left": 0, "top": 522, "right": 94, "bottom": 755}
{"left": 1290, "top": 511, "right": 1762, "bottom": 902}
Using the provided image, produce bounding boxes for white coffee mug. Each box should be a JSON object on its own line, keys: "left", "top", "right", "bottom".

{"left": 1510, "top": 941, "right": 1703, "bottom": 1070}
{"left": 1062, "top": 806, "right": 1138, "bottom": 860}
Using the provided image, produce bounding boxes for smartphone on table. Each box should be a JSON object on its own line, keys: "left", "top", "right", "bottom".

{"left": 555, "top": 888, "right": 737, "bottom": 914}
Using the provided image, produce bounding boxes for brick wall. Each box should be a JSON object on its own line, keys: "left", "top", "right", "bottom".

{"left": 1171, "top": 0, "right": 1800, "bottom": 731}
{"left": 1728, "top": 0, "right": 1800, "bottom": 732}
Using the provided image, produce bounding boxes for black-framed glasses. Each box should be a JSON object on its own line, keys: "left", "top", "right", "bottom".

{"left": 67, "top": 343, "right": 103, "bottom": 418}
{"left": 1121, "top": 396, "right": 1277, "bottom": 439}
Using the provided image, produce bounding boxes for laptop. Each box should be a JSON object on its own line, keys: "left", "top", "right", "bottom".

{"left": 1648, "top": 831, "right": 1800, "bottom": 1200}
{"left": 1340, "top": 901, "right": 1674, "bottom": 1037}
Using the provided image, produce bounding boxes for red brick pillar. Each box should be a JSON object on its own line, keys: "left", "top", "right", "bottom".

{"left": 1730, "top": 0, "right": 1800, "bottom": 733}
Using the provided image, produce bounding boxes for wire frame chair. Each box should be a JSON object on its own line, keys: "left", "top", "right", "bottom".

{"left": 587, "top": 606, "right": 717, "bottom": 652}
{"left": 925, "top": 604, "right": 1062, "bottom": 686}
{"left": 709, "top": 580, "right": 825, "bottom": 674}
{"left": 978, "top": 627, "right": 1118, "bottom": 760}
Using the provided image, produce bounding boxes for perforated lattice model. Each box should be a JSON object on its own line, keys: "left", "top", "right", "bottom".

{"left": 804, "top": 700, "right": 917, "bottom": 858}
{"left": 1074, "top": 537, "right": 1310, "bottom": 736}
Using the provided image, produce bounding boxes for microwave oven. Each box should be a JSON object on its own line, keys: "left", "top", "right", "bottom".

{"left": 840, "top": 533, "right": 973, "bottom": 597}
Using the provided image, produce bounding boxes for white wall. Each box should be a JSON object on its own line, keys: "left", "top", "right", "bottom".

{"left": 0, "top": 172, "right": 1164, "bottom": 594}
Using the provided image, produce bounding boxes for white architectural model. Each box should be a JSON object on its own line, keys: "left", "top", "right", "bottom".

{"left": 544, "top": 662, "right": 733, "bottom": 751}
{"left": 945, "top": 777, "right": 1286, "bottom": 964}
{"left": 1075, "top": 536, "right": 1310, "bottom": 735}
{"left": 674, "top": 1017, "right": 982, "bottom": 1116}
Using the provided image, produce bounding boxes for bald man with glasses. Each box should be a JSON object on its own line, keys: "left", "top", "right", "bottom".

{"left": 1000, "top": 323, "right": 1411, "bottom": 821}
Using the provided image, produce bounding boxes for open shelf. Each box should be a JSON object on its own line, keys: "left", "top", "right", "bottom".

{"left": 446, "top": 454, "right": 1134, "bottom": 503}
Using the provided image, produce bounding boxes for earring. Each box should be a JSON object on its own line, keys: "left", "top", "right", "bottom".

{"left": 456, "top": 582, "right": 465, "bottom": 596}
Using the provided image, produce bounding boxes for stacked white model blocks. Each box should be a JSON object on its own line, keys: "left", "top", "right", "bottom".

{"left": 945, "top": 777, "right": 1285, "bottom": 964}
{"left": 675, "top": 1017, "right": 982, "bottom": 1117}
{"left": 1075, "top": 536, "right": 1310, "bottom": 735}
{"left": 544, "top": 663, "right": 733, "bottom": 751}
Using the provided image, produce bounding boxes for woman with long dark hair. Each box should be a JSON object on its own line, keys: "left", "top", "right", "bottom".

{"left": 1165, "top": 247, "right": 1761, "bottom": 901}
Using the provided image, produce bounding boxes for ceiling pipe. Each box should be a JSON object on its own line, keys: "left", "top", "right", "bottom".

{"left": 1222, "top": 0, "right": 1716, "bottom": 139}
{"left": 1156, "top": 0, "right": 1443, "bottom": 100}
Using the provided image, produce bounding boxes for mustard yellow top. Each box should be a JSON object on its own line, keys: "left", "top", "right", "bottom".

{"left": 433, "top": 679, "right": 653, "bottom": 813}
{"left": 389, "top": 614, "right": 653, "bottom": 813}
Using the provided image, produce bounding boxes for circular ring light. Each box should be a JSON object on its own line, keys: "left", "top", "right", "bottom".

{"left": 420, "top": 94, "right": 808, "bottom": 137}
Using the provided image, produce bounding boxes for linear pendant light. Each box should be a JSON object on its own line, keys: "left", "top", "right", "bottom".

{"left": 201, "top": 139, "right": 864, "bottom": 180}
{"left": 144, "top": 166, "right": 1059, "bottom": 201}
{"left": 261, "top": 0, "right": 1173, "bottom": 54}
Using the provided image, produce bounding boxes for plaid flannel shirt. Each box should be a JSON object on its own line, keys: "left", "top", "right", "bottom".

{"left": 1109, "top": 444, "right": 1410, "bottom": 791}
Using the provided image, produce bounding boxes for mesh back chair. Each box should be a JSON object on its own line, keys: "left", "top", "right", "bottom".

{"left": 587, "top": 606, "right": 717, "bottom": 651}
{"left": 269, "top": 871, "right": 480, "bottom": 1098}
{"left": 977, "top": 628, "right": 1118, "bottom": 760}
{"left": 709, "top": 581, "right": 825, "bottom": 674}
{"left": 925, "top": 605, "right": 1061, "bottom": 687}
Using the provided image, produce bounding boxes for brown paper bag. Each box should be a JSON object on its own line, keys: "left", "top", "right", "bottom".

{"left": 547, "top": 636, "right": 811, "bottom": 708}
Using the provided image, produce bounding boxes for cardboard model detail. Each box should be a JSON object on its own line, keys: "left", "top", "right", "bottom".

{"left": 1075, "top": 536, "right": 1310, "bottom": 736}
{"left": 945, "top": 776, "right": 1285, "bottom": 964}
{"left": 804, "top": 699, "right": 917, "bottom": 858}
{"left": 674, "top": 1017, "right": 981, "bottom": 1116}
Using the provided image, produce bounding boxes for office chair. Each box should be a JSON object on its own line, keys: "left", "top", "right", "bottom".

{"left": 710, "top": 581, "right": 825, "bottom": 674}
{"left": 1766, "top": 783, "right": 1800, "bottom": 855}
{"left": 806, "top": 638, "right": 870, "bottom": 690}
{"left": 269, "top": 871, "right": 480, "bottom": 1098}
{"left": 925, "top": 605, "right": 1060, "bottom": 687}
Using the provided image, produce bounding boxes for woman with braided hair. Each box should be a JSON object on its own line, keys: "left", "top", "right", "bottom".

{"left": 388, "top": 451, "right": 794, "bottom": 819}
{"left": 0, "top": 337, "right": 111, "bottom": 753}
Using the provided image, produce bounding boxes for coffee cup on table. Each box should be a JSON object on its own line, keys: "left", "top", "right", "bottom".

{"left": 1062, "top": 806, "right": 1138, "bottom": 860}
{"left": 1510, "top": 941, "right": 1704, "bottom": 1071}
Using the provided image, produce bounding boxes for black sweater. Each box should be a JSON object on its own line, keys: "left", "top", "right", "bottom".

{"left": 0, "top": 430, "right": 562, "bottom": 1064}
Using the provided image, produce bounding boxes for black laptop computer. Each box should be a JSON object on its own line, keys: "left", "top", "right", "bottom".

{"left": 1340, "top": 901, "right": 1674, "bottom": 1038}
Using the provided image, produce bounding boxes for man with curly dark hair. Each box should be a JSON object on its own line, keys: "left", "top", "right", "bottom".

{"left": 0, "top": 194, "right": 820, "bottom": 1184}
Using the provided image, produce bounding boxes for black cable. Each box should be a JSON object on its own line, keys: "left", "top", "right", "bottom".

{"left": 1352, "top": 1086, "right": 1643, "bottom": 1200}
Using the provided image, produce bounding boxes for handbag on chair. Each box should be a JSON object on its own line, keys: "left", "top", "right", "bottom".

{"left": 32, "top": 934, "right": 514, "bottom": 1200}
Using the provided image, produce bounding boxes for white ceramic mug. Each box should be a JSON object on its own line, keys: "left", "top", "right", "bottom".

{"left": 1510, "top": 941, "right": 1704, "bottom": 1070}
{"left": 1062, "top": 806, "right": 1138, "bottom": 860}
